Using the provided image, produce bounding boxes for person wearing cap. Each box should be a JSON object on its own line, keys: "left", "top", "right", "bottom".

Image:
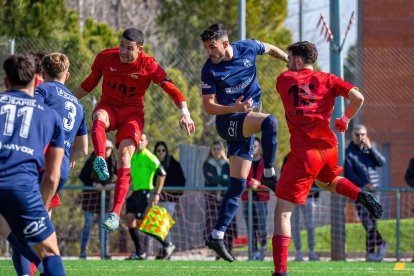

{"left": 74, "top": 28, "right": 196, "bottom": 231}
{"left": 79, "top": 140, "right": 117, "bottom": 260}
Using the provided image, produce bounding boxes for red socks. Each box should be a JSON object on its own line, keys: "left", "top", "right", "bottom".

{"left": 272, "top": 234, "right": 291, "bottom": 273}
{"left": 92, "top": 120, "right": 107, "bottom": 157}
{"left": 30, "top": 262, "right": 37, "bottom": 276}
{"left": 112, "top": 168, "right": 131, "bottom": 216}
{"left": 336, "top": 177, "right": 361, "bottom": 200}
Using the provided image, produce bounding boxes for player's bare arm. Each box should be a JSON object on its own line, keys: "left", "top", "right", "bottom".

{"left": 40, "top": 147, "right": 64, "bottom": 208}
{"left": 202, "top": 94, "right": 253, "bottom": 115}
{"left": 263, "top": 42, "right": 289, "bottom": 63}
{"left": 334, "top": 88, "right": 364, "bottom": 132}
{"left": 74, "top": 86, "right": 89, "bottom": 99}
{"left": 70, "top": 134, "right": 89, "bottom": 162}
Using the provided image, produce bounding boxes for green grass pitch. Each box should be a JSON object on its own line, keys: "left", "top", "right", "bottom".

{"left": 0, "top": 260, "right": 413, "bottom": 275}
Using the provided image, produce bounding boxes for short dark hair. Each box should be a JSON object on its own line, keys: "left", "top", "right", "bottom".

{"left": 3, "top": 54, "right": 36, "bottom": 87}
{"left": 200, "top": 23, "right": 228, "bottom": 42}
{"left": 122, "top": 28, "right": 144, "bottom": 45}
{"left": 29, "top": 52, "right": 45, "bottom": 74}
{"left": 287, "top": 41, "right": 318, "bottom": 64}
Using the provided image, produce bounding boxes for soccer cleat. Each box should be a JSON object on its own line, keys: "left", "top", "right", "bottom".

{"left": 102, "top": 212, "right": 120, "bottom": 231}
{"left": 159, "top": 243, "right": 175, "bottom": 260}
{"left": 261, "top": 175, "right": 278, "bottom": 193}
{"left": 366, "top": 252, "right": 382, "bottom": 262}
{"left": 377, "top": 241, "right": 389, "bottom": 260}
{"left": 308, "top": 251, "right": 320, "bottom": 261}
{"left": 357, "top": 191, "right": 383, "bottom": 219}
{"left": 294, "top": 251, "right": 304, "bottom": 261}
{"left": 205, "top": 235, "right": 235, "bottom": 262}
{"left": 125, "top": 252, "right": 145, "bottom": 260}
{"left": 93, "top": 156, "right": 110, "bottom": 181}
{"left": 272, "top": 272, "right": 289, "bottom": 276}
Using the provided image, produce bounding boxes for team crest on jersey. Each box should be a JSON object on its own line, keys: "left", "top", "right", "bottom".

{"left": 243, "top": 58, "right": 253, "bottom": 68}
{"left": 130, "top": 74, "right": 139, "bottom": 79}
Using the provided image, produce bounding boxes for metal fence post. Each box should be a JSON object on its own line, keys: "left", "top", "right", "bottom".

{"left": 247, "top": 189, "right": 253, "bottom": 260}
{"left": 9, "top": 38, "right": 15, "bottom": 55}
{"left": 396, "top": 190, "right": 401, "bottom": 261}
{"left": 100, "top": 189, "right": 106, "bottom": 259}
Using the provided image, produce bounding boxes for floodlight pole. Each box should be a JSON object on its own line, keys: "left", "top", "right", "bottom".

{"left": 330, "top": 0, "right": 347, "bottom": 261}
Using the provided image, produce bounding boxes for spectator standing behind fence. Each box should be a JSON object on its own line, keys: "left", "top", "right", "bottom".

{"left": 345, "top": 124, "right": 388, "bottom": 262}
{"left": 153, "top": 141, "right": 186, "bottom": 259}
{"left": 404, "top": 157, "right": 414, "bottom": 262}
{"left": 125, "top": 134, "right": 175, "bottom": 260}
{"left": 241, "top": 137, "right": 269, "bottom": 260}
{"left": 203, "top": 141, "right": 237, "bottom": 259}
{"left": 79, "top": 140, "right": 117, "bottom": 260}
{"left": 282, "top": 154, "right": 320, "bottom": 262}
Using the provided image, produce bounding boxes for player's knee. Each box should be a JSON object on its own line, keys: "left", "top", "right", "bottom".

{"left": 261, "top": 115, "right": 278, "bottom": 133}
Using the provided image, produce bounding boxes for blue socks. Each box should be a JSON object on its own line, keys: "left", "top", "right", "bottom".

{"left": 43, "top": 255, "right": 66, "bottom": 276}
{"left": 214, "top": 177, "right": 247, "bottom": 232}
{"left": 261, "top": 115, "right": 278, "bottom": 171}
{"left": 7, "top": 232, "right": 40, "bottom": 275}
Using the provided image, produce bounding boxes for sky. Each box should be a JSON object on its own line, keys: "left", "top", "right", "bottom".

{"left": 284, "top": 0, "right": 357, "bottom": 73}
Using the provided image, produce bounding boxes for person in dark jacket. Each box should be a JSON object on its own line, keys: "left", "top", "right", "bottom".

{"left": 153, "top": 141, "right": 186, "bottom": 259}
{"left": 79, "top": 140, "right": 117, "bottom": 260}
{"left": 241, "top": 137, "right": 269, "bottom": 260}
{"left": 203, "top": 141, "right": 237, "bottom": 258}
{"left": 345, "top": 125, "right": 388, "bottom": 262}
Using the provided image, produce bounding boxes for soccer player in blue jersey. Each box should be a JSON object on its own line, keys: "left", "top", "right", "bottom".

{"left": 0, "top": 54, "right": 66, "bottom": 275}
{"left": 10, "top": 52, "right": 89, "bottom": 275}
{"left": 200, "top": 23, "right": 288, "bottom": 261}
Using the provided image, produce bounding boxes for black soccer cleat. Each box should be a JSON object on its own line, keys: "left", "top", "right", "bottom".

{"left": 261, "top": 175, "right": 278, "bottom": 193}
{"left": 272, "top": 272, "right": 289, "bottom": 276}
{"left": 358, "top": 191, "right": 383, "bottom": 219}
{"left": 205, "top": 236, "right": 235, "bottom": 262}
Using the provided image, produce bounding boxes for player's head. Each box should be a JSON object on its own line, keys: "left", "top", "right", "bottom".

{"left": 154, "top": 141, "right": 168, "bottom": 162}
{"left": 206, "top": 140, "right": 227, "bottom": 161}
{"left": 29, "top": 52, "right": 45, "bottom": 75}
{"left": 137, "top": 133, "right": 148, "bottom": 152}
{"left": 253, "top": 137, "right": 262, "bottom": 156}
{"left": 3, "top": 54, "right": 36, "bottom": 93}
{"left": 286, "top": 41, "right": 318, "bottom": 71}
{"left": 120, "top": 28, "right": 144, "bottom": 64}
{"left": 41, "top": 53, "right": 70, "bottom": 82}
{"left": 352, "top": 124, "right": 368, "bottom": 146}
{"left": 201, "top": 23, "right": 230, "bottom": 64}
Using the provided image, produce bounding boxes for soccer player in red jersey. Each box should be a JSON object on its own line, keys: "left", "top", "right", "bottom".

{"left": 75, "top": 28, "right": 195, "bottom": 231}
{"left": 271, "top": 42, "right": 383, "bottom": 276}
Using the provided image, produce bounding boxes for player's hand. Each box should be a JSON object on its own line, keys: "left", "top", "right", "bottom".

{"left": 334, "top": 117, "right": 348, "bottom": 132}
{"left": 70, "top": 161, "right": 76, "bottom": 168}
{"left": 234, "top": 96, "right": 253, "bottom": 113}
{"left": 179, "top": 115, "right": 195, "bottom": 136}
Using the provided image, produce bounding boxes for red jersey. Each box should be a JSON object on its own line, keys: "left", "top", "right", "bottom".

{"left": 81, "top": 47, "right": 167, "bottom": 111}
{"left": 276, "top": 68, "right": 355, "bottom": 149}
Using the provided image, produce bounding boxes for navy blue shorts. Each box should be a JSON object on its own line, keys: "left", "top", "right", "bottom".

{"left": 216, "top": 113, "right": 255, "bottom": 161}
{"left": 0, "top": 184, "right": 55, "bottom": 246}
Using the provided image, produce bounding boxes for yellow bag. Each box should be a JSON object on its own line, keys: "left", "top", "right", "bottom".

{"left": 138, "top": 205, "right": 175, "bottom": 240}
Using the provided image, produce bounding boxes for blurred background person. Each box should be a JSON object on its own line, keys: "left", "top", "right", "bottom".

{"left": 345, "top": 124, "right": 388, "bottom": 262}
{"left": 153, "top": 141, "right": 186, "bottom": 259}
{"left": 203, "top": 141, "right": 237, "bottom": 259}
{"left": 241, "top": 137, "right": 269, "bottom": 260}
{"left": 79, "top": 140, "right": 116, "bottom": 260}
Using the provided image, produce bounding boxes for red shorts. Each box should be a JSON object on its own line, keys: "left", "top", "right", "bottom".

{"left": 94, "top": 102, "right": 144, "bottom": 148}
{"left": 48, "top": 194, "right": 61, "bottom": 209}
{"left": 275, "top": 146, "right": 343, "bottom": 204}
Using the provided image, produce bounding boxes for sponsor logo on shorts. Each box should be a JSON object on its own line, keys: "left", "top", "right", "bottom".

{"left": 23, "top": 217, "right": 48, "bottom": 238}
{"left": 130, "top": 74, "right": 139, "bottom": 79}
{"left": 200, "top": 82, "right": 211, "bottom": 89}
{"left": 109, "top": 67, "right": 117, "bottom": 72}
{"left": 228, "top": 120, "right": 238, "bottom": 137}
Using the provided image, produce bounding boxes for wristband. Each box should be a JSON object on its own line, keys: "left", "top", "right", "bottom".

{"left": 181, "top": 107, "right": 190, "bottom": 117}
{"left": 341, "top": 114, "right": 351, "bottom": 124}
